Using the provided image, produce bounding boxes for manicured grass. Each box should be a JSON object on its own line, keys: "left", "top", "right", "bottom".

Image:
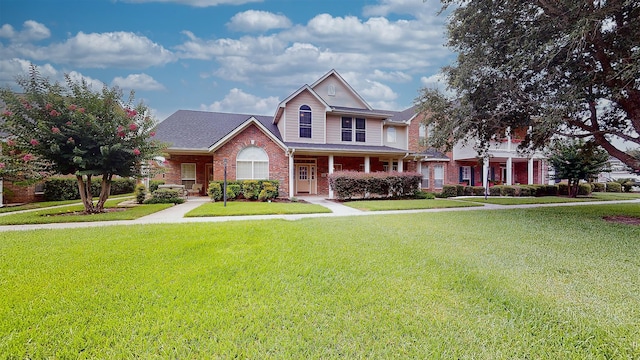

{"left": 0, "top": 193, "right": 135, "bottom": 214}
{"left": 3, "top": 204, "right": 638, "bottom": 358}
{"left": 343, "top": 198, "right": 481, "bottom": 211}
{"left": 459, "top": 192, "right": 640, "bottom": 205}
{"left": 185, "top": 200, "right": 331, "bottom": 217}
{"left": 0, "top": 199, "right": 172, "bottom": 225}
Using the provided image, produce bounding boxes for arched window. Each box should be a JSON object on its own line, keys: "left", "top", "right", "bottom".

{"left": 236, "top": 146, "right": 269, "bottom": 180}
{"left": 299, "top": 105, "right": 312, "bottom": 138}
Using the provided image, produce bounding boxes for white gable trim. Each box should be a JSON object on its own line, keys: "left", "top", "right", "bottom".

{"left": 311, "top": 69, "right": 373, "bottom": 110}
{"left": 273, "top": 85, "right": 331, "bottom": 124}
{"left": 209, "top": 117, "right": 287, "bottom": 152}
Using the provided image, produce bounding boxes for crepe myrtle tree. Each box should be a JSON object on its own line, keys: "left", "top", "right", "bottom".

{"left": 0, "top": 65, "right": 165, "bottom": 213}
{"left": 416, "top": 0, "right": 640, "bottom": 171}
{"left": 547, "top": 139, "right": 610, "bottom": 197}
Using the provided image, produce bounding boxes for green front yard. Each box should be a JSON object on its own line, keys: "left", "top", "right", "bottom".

{"left": 343, "top": 198, "right": 481, "bottom": 211}
{"left": 1, "top": 203, "right": 639, "bottom": 358}
{"left": 185, "top": 200, "right": 331, "bottom": 217}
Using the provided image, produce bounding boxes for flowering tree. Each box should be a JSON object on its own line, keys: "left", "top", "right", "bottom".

{"left": 0, "top": 66, "right": 165, "bottom": 213}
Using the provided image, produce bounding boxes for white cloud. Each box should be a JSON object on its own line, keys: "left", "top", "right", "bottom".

{"left": 0, "top": 20, "right": 51, "bottom": 43}
{"left": 112, "top": 73, "right": 166, "bottom": 91}
{"left": 66, "top": 71, "right": 106, "bottom": 92}
{"left": 0, "top": 58, "right": 57, "bottom": 84}
{"left": 363, "top": 0, "right": 444, "bottom": 21}
{"left": 370, "top": 69, "right": 412, "bottom": 83}
{"left": 120, "top": 0, "right": 262, "bottom": 7}
{"left": 200, "top": 88, "right": 279, "bottom": 115}
{"left": 14, "top": 31, "right": 175, "bottom": 69}
{"left": 227, "top": 10, "right": 292, "bottom": 32}
{"left": 420, "top": 72, "right": 456, "bottom": 97}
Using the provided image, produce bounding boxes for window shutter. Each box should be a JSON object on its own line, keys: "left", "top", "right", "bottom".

{"left": 470, "top": 167, "right": 475, "bottom": 185}
{"left": 459, "top": 167, "right": 463, "bottom": 182}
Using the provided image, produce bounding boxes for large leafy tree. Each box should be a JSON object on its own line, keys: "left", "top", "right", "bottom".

{"left": 547, "top": 139, "right": 610, "bottom": 197}
{"left": 0, "top": 66, "right": 165, "bottom": 213}
{"left": 416, "top": 0, "right": 640, "bottom": 171}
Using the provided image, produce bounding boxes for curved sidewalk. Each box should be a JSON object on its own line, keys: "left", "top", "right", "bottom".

{"left": 1, "top": 196, "right": 639, "bottom": 232}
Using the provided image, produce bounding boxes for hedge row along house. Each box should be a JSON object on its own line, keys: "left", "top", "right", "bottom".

{"left": 151, "top": 69, "right": 550, "bottom": 200}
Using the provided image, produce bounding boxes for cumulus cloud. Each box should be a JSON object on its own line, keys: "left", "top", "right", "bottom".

{"left": 369, "top": 69, "right": 412, "bottom": 83}
{"left": 200, "top": 88, "right": 279, "bottom": 115}
{"left": 0, "top": 20, "right": 51, "bottom": 43}
{"left": 12, "top": 31, "right": 175, "bottom": 69}
{"left": 112, "top": 73, "right": 166, "bottom": 91}
{"left": 227, "top": 10, "right": 292, "bottom": 32}
{"left": 363, "top": 0, "right": 444, "bottom": 21}
{"left": 66, "top": 71, "right": 107, "bottom": 92}
{"left": 120, "top": 0, "right": 261, "bottom": 7}
{"left": 0, "top": 58, "right": 57, "bottom": 84}
{"left": 420, "top": 72, "right": 456, "bottom": 97}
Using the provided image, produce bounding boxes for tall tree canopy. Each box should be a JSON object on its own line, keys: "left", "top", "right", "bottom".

{"left": 416, "top": 0, "right": 640, "bottom": 171}
{"left": 0, "top": 66, "right": 165, "bottom": 213}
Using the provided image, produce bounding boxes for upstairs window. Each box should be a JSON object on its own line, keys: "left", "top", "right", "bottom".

{"left": 341, "top": 117, "right": 352, "bottom": 142}
{"left": 355, "top": 118, "right": 366, "bottom": 142}
{"left": 341, "top": 117, "right": 366, "bottom": 142}
{"left": 387, "top": 126, "right": 397, "bottom": 143}
{"left": 299, "top": 105, "right": 312, "bottom": 138}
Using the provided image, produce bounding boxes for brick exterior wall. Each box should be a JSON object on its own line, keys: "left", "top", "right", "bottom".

{"left": 2, "top": 182, "right": 43, "bottom": 204}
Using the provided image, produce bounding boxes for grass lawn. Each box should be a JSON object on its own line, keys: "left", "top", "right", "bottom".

{"left": 2, "top": 203, "right": 639, "bottom": 358}
{"left": 0, "top": 193, "right": 135, "bottom": 214}
{"left": 0, "top": 198, "right": 172, "bottom": 225}
{"left": 458, "top": 192, "right": 640, "bottom": 205}
{"left": 185, "top": 200, "right": 331, "bottom": 217}
{"left": 342, "top": 198, "right": 481, "bottom": 211}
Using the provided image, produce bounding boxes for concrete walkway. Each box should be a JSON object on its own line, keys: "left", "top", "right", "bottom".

{"left": 1, "top": 196, "right": 639, "bottom": 232}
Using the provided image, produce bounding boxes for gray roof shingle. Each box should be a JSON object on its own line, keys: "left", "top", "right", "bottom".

{"left": 154, "top": 110, "right": 280, "bottom": 149}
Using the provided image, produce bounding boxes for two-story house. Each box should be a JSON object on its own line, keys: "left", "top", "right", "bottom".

{"left": 150, "top": 69, "right": 552, "bottom": 199}
{"left": 154, "top": 70, "right": 455, "bottom": 199}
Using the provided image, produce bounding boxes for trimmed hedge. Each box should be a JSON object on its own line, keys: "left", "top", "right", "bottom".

{"left": 440, "top": 185, "right": 458, "bottom": 198}
{"left": 606, "top": 182, "right": 622, "bottom": 192}
{"left": 578, "top": 183, "right": 592, "bottom": 196}
{"left": 328, "top": 171, "right": 421, "bottom": 200}
{"left": 43, "top": 177, "right": 136, "bottom": 201}
{"left": 592, "top": 182, "right": 605, "bottom": 192}
{"left": 208, "top": 180, "right": 280, "bottom": 201}
{"left": 144, "top": 189, "right": 184, "bottom": 204}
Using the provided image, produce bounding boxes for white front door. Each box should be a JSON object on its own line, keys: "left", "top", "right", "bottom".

{"left": 297, "top": 165, "right": 311, "bottom": 193}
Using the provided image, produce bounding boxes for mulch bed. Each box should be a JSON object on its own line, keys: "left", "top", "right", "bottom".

{"left": 602, "top": 216, "right": 640, "bottom": 226}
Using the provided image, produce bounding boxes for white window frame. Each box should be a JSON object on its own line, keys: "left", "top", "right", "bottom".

{"left": 434, "top": 164, "right": 444, "bottom": 189}
{"left": 387, "top": 126, "right": 397, "bottom": 143}
{"left": 236, "top": 146, "right": 269, "bottom": 180}
{"left": 181, "top": 163, "right": 196, "bottom": 188}
{"left": 461, "top": 166, "right": 471, "bottom": 181}
{"left": 299, "top": 105, "right": 312, "bottom": 138}
{"left": 421, "top": 165, "right": 430, "bottom": 188}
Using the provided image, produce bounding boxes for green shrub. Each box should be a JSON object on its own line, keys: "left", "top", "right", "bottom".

{"left": 606, "top": 182, "right": 622, "bottom": 192}
{"left": 558, "top": 183, "right": 569, "bottom": 195}
{"left": 208, "top": 182, "right": 222, "bottom": 201}
{"left": 258, "top": 181, "right": 279, "bottom": 201}
{"left": 543, "top": 185, "right": 559, "bottom": 196}
{"left": 44, "top": 177, "right": 135, "bottom": 201}
{"left": 616, "top": 178, "right": 636, "bottom": 192}
{"left": 592, "top": 182, "right": 605, "bottom": 192}
{"left": 578, "top": 183, "right": 592, "bottom": 196}
{"left": 500, "top": 185, "right": 517, "bottom": 197}
{"left": 489, "top": 186, "right": 502, "bottom": 196}
{"left": 241, "top": 180, "right": 261, "bottom": 200}
{"left": 414, "top": 191, "right": 435, "bottom": 199}
{"left": 328, "top": 171, "right": 421, "bottom": 200}
{"left": 144, "top": 189, "right": 184, "bottom": 204}
{"left": 440, "top": 185, "right": 458, "bottom": 198}
{"left": 518, "top": 185, "right": 535, "bottom": 197}
{"left": 135, "top": 184, "right": 146, "bottom": 204}
{"left": 149, "top": 180, "right": 165, "bottom": 193}
{"left": 456, "top": 185, "right": 465, "bottom": 196}
{"left": 110, "top": 178, "right": 136, "bottom": 195}
{"left": 472, "top": 186, "right": 485, "bottom": 196}
{"left": 226, "top": 184, "right": 241, "bottom": 200}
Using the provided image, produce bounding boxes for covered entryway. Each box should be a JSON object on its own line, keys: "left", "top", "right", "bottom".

{"left": 295, "top": 159, "right": 317, "bottom": 195}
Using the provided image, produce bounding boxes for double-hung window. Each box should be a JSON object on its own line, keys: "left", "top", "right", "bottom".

{"left": 299, "top": 105, "right": 312, "bottom": 138}
{"left": 181, "top": 163, "right": 196, "bottom": 188}
{"left": 341, "top": 117, "right": 352, "bottom": 142}
{"left": 434, "top": 164, "right": 444, "bottom": 189}
{"left": 421, "top": 165, "right": 429, "bottom": 188}
{"left": 341, "top": 117, "right": 366, "bottom": 142}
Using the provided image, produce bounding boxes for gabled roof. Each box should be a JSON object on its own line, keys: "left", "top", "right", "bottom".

{"left": 386, "top": 106, "right": 418, "bottom": 123}
{"left": 311, "top": 69, "right": 372, "bottom": 110}
{"left": 154, "top": 110, "right": 282, "bottom": 151}
{"left": 273, "top": 85, "right": 331, "bottom": 124}
{"left": 416, "top": 148, "right": 450, "bottom": 161}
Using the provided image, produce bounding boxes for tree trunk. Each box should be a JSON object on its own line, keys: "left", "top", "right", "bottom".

{"left": 95, "top": 173, "right": 112, "bottom": 212}
{"left": 77, "top": 174, "right": 96, "bottom": 213}
{"left": 569, "top": 179, "right": 579, "bottom": 198}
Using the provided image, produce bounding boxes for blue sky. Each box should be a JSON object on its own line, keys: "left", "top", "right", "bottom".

{"left": 0, "top": 0, "right": 455, "bottom": 122}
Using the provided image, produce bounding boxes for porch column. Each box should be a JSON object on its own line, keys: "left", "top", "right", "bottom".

{"left": 328, "top": 154, "right": 334, "bottom": 199}
{"left": 506, "top": 157, "right": 513, "bottom": 185}
{"left": 364, "top": 156, "right": 370, "bottom": 173}
{"left": 482, "top": 157, "right": 489, "bottom": 190}
{"left": 288, "top": 152, "right": 295, "bottom": 198}
{"left": 397, "top": 158, "right": 403, "bottom": 172}
{"left": 528, "top": 158, "right": 534, "bottom": 184}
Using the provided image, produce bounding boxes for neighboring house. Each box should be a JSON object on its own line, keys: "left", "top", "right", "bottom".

{"left": 597, "top": 156, "right": 640, "bottom": 184}
{"left": 154, "top": 69, "right": 550, "bottom": 199}
{"left": 452, "top": 126, "right": 550, "bottom": 188}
